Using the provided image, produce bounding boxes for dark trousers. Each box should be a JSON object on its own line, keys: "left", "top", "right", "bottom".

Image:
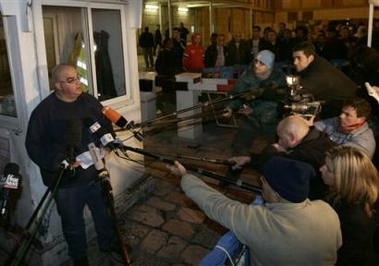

{"left": 55, "top": 181, "right": 117, "bottom": 260}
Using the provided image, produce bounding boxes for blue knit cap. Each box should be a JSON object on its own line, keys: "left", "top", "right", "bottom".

{"left": 262, "top": 157, "right": 315, "bottom": 203}
{"left": 255, "top": 50, "right": 275, "bottom": 69}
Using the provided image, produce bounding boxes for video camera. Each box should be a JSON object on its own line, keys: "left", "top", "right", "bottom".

{"left": 281, "top": 75, "right": 323, "bottom": 119}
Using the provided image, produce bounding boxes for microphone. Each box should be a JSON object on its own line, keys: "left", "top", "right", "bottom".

{"left": 84, "top": 117, "right": 117, "bottom": 149}
{"left": 66, "top": 119, "right": 82, "bottom": 166}
{"left": 88, "top": 142, "right": 110, "bottom": 182}
{"left": 102, "top": 106, "right": 143, "bottom": 141}
{"left": 1, "top": 163, "right": 20, "bottom": 217}
{"left": 88, "top": 142, "right": 105, "bottom": 170}
{"left": 102, "top": 106, "right": 128, "bottom": 129}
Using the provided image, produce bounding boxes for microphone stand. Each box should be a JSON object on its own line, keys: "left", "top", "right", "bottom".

{"left": 4, "top": 164, "right": 67, "bottom": 266}
{"left": 97, "top": 165, "right": 132, "bottom": 266}
{"left": 141, "top": 148, "right": 235, "bottom": 166}
{"left": 132, "top": 91, "right": 250, "bottom": 129}
{"left": 118, "top": 145, "right": 262, "bottom": 195}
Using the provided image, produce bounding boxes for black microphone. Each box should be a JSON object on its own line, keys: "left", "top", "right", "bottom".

{"left": 66, "top": 119, "right": 82, "bottom": 166}
{"left": 84, "top": 117, "right": 117, "bottom": 150}
{"left": 1, "top": 163, "right": 20, "bottom": 218}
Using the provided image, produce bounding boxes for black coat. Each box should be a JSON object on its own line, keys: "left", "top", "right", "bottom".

{"left": 260, "top": 127, "right": 337, "bottom": 199}
{"left": 204, "top": 44, "right": 231, "bottom": 68}
{"left": 331, "top": 199, "right": 379, "bottom": 266}
{"left": 297, "top": 55, "right": 357, "bottom": 119}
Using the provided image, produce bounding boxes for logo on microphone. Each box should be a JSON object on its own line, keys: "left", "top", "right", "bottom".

{"left": 0, "top": 174, "right": 19, "bottom": 190}
{"left": 88, "top": 121, "right": 102, "bottom": 133}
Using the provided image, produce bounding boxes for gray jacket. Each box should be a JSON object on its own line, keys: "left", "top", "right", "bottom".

{"left": 314, "top": 117, "right": 376, "bottom": 158}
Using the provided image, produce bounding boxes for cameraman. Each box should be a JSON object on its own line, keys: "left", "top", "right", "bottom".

{"left": 292, "top": 41, "right": 357, "bottom": 119}
{"left": 223, "top": 50, "right": 287, "bottom": 153}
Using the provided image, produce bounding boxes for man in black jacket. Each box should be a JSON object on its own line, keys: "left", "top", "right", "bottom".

{"left": 292, "top": 41, "right": 357, "bottom": 119}
{"left": 139, "top": 26, "right": 155, "bottom": 69}
{"left": 229, "top": 115, "right": 337, "bottom": 199}
{"left": 204, "top": 34, "right": 231, "bottom": 68}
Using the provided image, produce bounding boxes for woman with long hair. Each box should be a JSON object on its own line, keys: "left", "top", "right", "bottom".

{"left": 320, "top": 146, "right": 379, "bottom": 265}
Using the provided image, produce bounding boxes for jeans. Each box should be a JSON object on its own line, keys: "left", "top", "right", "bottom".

{"left": 199, "top": 196, "right": 264, "bottom": 266}
{"left": 54, "top": 181, "right": 117, "bottom": 260}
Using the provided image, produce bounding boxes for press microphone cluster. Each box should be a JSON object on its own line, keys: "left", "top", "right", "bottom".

{"left": 102, "top": 106, "right": 143, "bottom": 142}
{"left": 1, "top": 163, "right": 21, "bottom": 218}
{"left": 84, "top": 117, "right": 117, "bottom": 150}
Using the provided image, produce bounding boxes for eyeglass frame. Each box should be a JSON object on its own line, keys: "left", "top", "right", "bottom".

{"left": 59, "top": 74, "right": 82, "bottom": 84}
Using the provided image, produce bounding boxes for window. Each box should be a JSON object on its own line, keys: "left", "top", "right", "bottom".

{"left": 0, "top": 14, "right": 16, "bottom": 117}
{"left": 42, "top": 5, "right": 126, "bottom": 102}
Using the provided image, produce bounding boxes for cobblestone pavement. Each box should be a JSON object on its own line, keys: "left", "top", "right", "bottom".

{"left": 83, "top": 120, "right": 263, "bottom": 266}
{"left": 0, "top": 114, "right": 265, "bottom": 266}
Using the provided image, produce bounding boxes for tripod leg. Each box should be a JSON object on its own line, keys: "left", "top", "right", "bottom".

{"left": 4, "top": 167, "right": 66, "bottom": 266}
{"left": 100, "top": 178, "right": 132, "bottom": 266}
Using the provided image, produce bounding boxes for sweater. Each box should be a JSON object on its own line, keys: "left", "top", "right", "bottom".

{"left": 25, "top": 92, "right": 114, "bottom": 187}
{"left": 181, "top": 174, "right": 342, "bottom": 266}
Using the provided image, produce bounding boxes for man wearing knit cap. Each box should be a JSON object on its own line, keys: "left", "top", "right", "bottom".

{"left": 223, "top": 49, "right": 287, "bottom": 154}
{"left": 168, "top": 157, "right": 342, "bottom": 265}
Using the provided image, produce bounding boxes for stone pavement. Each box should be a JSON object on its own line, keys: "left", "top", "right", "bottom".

{"left": 126, "top": 120, "right": 262, "bottom": 265}
{"left": 81, "top": 120, "right": 264, "bottom": 266}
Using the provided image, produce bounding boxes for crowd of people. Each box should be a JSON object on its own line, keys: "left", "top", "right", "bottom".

{"left": 24, "top": 20, "right": 379, "bottom": 266}
{"left": 161, "top": 21, "right": 379, "bottom": 266}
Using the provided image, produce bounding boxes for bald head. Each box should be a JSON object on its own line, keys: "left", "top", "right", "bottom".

{"left": 52, "top": 64, "right": 75, "bottom": 84}
{"left": 277, "top": 116, "right": 310, "bottom": 149}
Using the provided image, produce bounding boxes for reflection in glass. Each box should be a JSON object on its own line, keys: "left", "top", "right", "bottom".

{"left": 42, "top": 6, "right": 126, "bottom": 101}
{"left": 43, "top": 6, "right": 88, "bottom": 91}
{"left": 92, "top": 9, "right": 125, "bottom": 101}
{"left": 0, "top": 14, "right": 16, "bottom": 117}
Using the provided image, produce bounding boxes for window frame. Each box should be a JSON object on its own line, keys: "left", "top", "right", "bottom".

{"left": 34, "top": 1, "right": 134, "bottom": 108}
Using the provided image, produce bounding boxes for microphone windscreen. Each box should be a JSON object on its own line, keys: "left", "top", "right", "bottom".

{"left": 4, "top": 163, "right": 19, "bottom": 176}
{"left": 66, "top": 119, "right": 82, "bottom": 147}
{"left": 102, "top": 106, "right": 127, "bottom": 128}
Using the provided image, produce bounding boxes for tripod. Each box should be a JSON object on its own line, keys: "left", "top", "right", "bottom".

{"left": 97, "top": 167, "right": 132, "bottom": 266}
{"left": 4, "top": 165, "right": 66, "bottom": 266}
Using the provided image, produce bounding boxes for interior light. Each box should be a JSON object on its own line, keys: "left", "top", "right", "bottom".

{"left": 178, "top": 7, "right": 189, "bottom": 12}
{"left": 145, "top": 4, "right": 159, "bottom": 10}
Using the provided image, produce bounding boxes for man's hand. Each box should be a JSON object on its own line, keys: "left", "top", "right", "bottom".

{"left": 166, "top": 161, "right": 187, "bottom": 177}
{"left": 272, "top": 143, "right": 288, "bottom": 153}
{"left": 222, "top": 107, "right": 233, "bottom": 118}
{"left": 228, "top": 156, "right": 251, "bottom": 170}
{"left": 293, "top": 114, "right": 315, "bottom": 127}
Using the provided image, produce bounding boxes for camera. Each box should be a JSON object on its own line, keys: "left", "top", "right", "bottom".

{"left": 280, "top": 75, "right": 324, "bottom": 118}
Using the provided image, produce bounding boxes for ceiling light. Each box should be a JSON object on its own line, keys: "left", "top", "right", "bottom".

{"left": 145, "top": 4, "right": 158, "bottom": 10}
{"left": 178, "top": 7, "right": 189, "bottom": 12}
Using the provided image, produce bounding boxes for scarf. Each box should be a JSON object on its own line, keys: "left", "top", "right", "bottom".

{"left": 339, "top": 121, "right": 365, "bottom": 133}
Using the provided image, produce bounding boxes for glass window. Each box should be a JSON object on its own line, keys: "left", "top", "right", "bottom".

{"left": 42, "top": 6, "right": 126, "bottom": 101}
{"left": 0, "top": 14, "right": 16, "bottom": 117}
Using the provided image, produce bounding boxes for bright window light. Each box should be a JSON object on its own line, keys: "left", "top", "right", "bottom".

{"left": 178, "top": 7, "right": 189, "bottom": 12}
{"left": 145, "top": 4, "right": 159, "bottom": 10}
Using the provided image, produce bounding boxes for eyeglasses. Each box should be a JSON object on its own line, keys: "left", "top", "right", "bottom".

{"left": 60, "top": 74, "right": 82, "bottom": 84}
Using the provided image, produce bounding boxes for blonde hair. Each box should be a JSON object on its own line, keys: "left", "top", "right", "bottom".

{"left": 326, "top": 146, "right": 379, "bottom": 217}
